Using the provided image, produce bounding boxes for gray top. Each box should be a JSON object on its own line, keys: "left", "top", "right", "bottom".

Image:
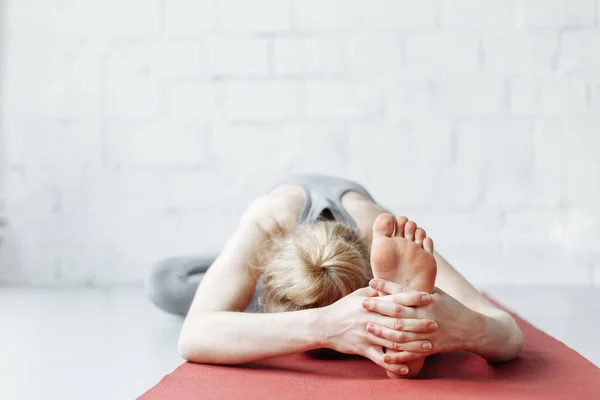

{"left": 279, "top": 174, "right": 376, "bottom": 229}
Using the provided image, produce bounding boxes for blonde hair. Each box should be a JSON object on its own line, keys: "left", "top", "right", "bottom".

{"left": 259, "top": 220, "right": 372, "bottom": 313}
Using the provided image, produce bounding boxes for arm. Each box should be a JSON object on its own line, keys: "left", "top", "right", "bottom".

{"left": 179, "top": 306, "right": 325, "bottom": 364}
{"left": 178, "top": 194, "right": 318, "bottom": 363}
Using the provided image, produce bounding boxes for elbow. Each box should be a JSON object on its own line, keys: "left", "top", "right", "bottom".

{"left": 177, "top": 323, "right": 204, "bottom": 362}
{"left": 177, "top": 334, "right": 193, "bottom": 361}
{"left": 177, "top": 329, "right": 217, "bottom": 364}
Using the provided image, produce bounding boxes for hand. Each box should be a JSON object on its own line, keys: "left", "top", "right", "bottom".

{"left": 362, "top": 279, "right": 483, "bottom": 365}
{"left": 319, "top": 286, "right": 437, "bottom": 376}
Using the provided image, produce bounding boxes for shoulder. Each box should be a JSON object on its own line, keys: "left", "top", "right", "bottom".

{"left": 242, "top": 184, "right": 305, "bottom": 237}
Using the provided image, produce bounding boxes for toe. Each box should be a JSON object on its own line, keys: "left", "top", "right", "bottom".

{"left": 415, "top": 228, "right": 426, "bottom": 246}
{"left": 373, "top": 213, "right": 396, "bottom": 238}
{"left": 404, "top": 221, "right": 417, "bottom": 241}
{"left": 423, "top": 237, "right": 434, "bottom": 254}
{"left": 395, "top": 216, "right": 408, "bottom": 238}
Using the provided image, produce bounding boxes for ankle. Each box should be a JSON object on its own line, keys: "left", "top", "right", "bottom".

{"left": 470, "top": 311, "right": 523, "bottom": 362}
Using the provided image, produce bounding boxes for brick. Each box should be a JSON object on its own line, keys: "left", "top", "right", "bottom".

{"left": 165, "top": 83, "right": 222, "bottom": 122}
{"left": 219, "top": 0, "right": 292, "bottom": 32}
{"left": 165, "top": 0, "right": 217, "bottom": 35}
{"left": 103, "top": 0, "right": 162, "bottom": 38}
{"left": 159, "top": 42, "right": 212, "bottom": 79}
{"left": 564, "top": 162, "right": 600, "bottom": 208}
{"left": 382, "top": 76, "right": 432, "bottom": 119}
{"left": 503, "top": 211, "right": 564, "bottom": 245}
{"left": 439, "top": 245, "right": 511, "bottom": 286}
{"left": 6, "top": 165, "right": 97, "bottom": 218}
{"left": 519, "top": 0, "right": 596, "bottom": 29}
{"left": 7, "top": 0, "right": 94, "bottom": 39}
{"left": 455, "top": 119, "right": 535, "bottom": 166}
{"left": 485, "top": 167, "right": 562, "bottom": 209}
{"left": 591, "top": 78, "right": 600, "bottom": 115}
{"left": 209, "top": 124, "right": 291, "bottom": 200}
{"left": 103, "top": 166, "right": 169, "bottom": 216}
{"left": 405, "top": 34, "right": 479, "bottom": 74}
{"left": 162, "top": 169, "right": 242, "bottom": 211}
{"left": 224, "top": 82, "right": 300, "bottom": 121}
{"left": 559, "top": 32, "right": 600, "bottom": 71}
{"left": 504, "top": 248, "right": 590, "bottom": 285}
{"left": 361, "top": 0, "right": 436, "bottom": 30}
{"left": 346, "top": 34, "right": 402, "bottom": 75}
{"left": 104, "top": 41, "right": 211, "bottom": 81}
{"left": 483, "top": 33, "right": 558, "bottom": 73}
{"left": 563, "top": 210, "right": 600, "bottom": 252}
{"left": 207, "top": 37, "right": 269, "bottom": 77}
{"left": 210, "top": 124, "right": 282, "bottom": 169}
{"left": 509, "top": 77, "right": 588, "bottom": 116}
{"left": 439, "top": 0, "right": 516, "bottom": 31}
{"left": 346, "top": 121, "right": 453, "bottom": 168}
{"left": 5, "top": 119, "right": 102, "bottom": 167}
{"left": 272, "top": 36, "right": 346, "bottom": 76}
{"left": 355, "top": 163, "right": 482, "bottom": 211}
{"left": 534, "top": 119, "right": 600, "bottom": 169}
{"left": 411, "top": 211, "right": 505, "bottom": 248}
{"left": 104, "top": 121, "right": 210, "bottom": 166}
{"left": 4, "top": 41, "right": 101, "bottom": 122}
{"left": 103, "top": 79, "right": 162, "bottom": 122}
{"left": 293, "top": 0, "right": 360, "bottom": 31}
{"left": 304, "top": 81, "right": 381, "bottom": 119}
{"left": 278, "top": 123, "right": 349, "bottom": 176}
{"left": 432, "top": 76, "right": 506, "bottom": 116}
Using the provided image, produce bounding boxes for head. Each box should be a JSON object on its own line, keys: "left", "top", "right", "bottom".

{"left": 259, "top": 220, "right": 372, "bottom": 313}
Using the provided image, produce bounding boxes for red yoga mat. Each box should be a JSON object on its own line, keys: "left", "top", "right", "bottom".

{"left": 139, "top": 299, "right": 600, "bottom": 399}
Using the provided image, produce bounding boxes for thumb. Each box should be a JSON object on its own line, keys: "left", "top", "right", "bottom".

{"left": 354, "top": 286, "right": 379, "bottom": 297}
{"left": 369, "top": 278, "right": 418, "bottom": 295}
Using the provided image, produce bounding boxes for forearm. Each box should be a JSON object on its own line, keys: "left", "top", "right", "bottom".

{"left": 178, "top": 309, "right": 325, "bottom": 364}
{"left": 467, "top": 311, "right": 524, "bottom": 363}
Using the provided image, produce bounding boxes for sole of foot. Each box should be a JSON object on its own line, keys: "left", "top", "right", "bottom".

{"left": 370, "top": 214, "right": 437, "bottom": 378}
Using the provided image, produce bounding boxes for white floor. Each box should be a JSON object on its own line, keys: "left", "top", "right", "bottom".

{"left": 0, "top": 287, "right": 598, "bottom": 400}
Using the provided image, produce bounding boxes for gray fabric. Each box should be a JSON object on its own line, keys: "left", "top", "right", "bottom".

{"left": 281, "top": 174, "right": 375, "bottom": 229}
{"left": 146, "top": 174, "right": 376, "bottom": 316}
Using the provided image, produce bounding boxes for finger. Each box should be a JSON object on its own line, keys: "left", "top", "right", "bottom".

{"left": 366, "top": 332, "right": 406, "bottom": 352}
{"left": 367, "top": 324, "right": 432, "bottom": 346}
{"left": 377, "top": 291, "right": 432, "bottom": 307}
{"left": 368, "top": 332, "right": 431, "bottom": 353}
{"left": 362, "top": 298, "right": 416, "bottom": 318}
{"left": 367, "top": 327, "right": 433, "bottom": 353}
{"left": 370, "top": 318, "right": 438, "bottom": 333}
{"left": 383, "top": 351, "right": 428, "bottom": 365}
{"left": 364, "top": 346, "right": 409, "bottom": 376}
{"left": 369, "top": 278, "right": 417, "bottom": 295}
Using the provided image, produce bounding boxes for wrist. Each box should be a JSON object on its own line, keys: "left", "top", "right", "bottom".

{"left": 309, "top": 306, "right": 331, "bottom": 349}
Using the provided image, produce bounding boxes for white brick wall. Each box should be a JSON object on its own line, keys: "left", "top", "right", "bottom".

{"left": 1, "top": 0, "right": 600, "bottom": 287}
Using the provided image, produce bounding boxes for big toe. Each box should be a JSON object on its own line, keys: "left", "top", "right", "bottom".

{"left": 373, "top": 213, "right": 396, "bottom": 238}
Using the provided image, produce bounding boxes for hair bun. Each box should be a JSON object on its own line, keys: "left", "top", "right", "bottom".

{"left": 261, "top": 221, "right": 372, "bottom": 312}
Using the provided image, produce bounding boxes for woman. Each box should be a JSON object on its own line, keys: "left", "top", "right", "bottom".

{"left": 147, "top": 175, "right": 524, "bottom": 378}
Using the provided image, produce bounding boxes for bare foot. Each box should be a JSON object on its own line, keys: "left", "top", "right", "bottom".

{"left": 370, "top": 214, "right": 437, "bottom": 378}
